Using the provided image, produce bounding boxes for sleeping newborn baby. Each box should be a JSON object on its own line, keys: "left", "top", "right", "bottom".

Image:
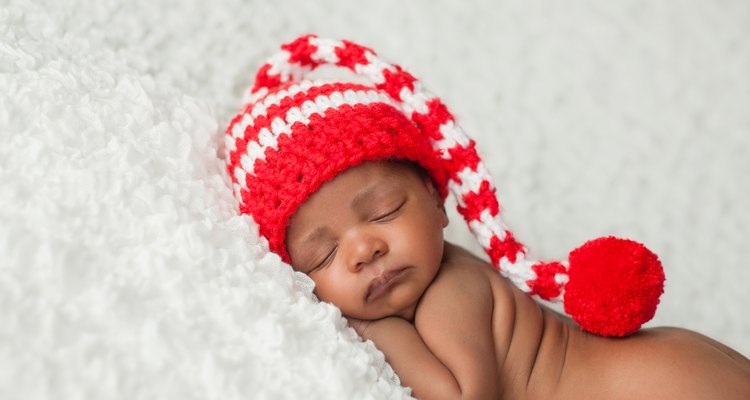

{"left": 226, "top": 35, "right": 750, "bottom": 398}
{"left": 285, "top": 160, "right": 750, "bottom": 399}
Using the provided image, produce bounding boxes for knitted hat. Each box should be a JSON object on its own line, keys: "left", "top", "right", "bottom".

{"left": 226, "top": 34, "right": 665, "bottom": 337}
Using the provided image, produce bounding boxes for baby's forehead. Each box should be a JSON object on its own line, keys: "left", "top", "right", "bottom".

{"left": 286, "top": 161, "right": 422, "bottom": 230}
{"left": 307, "top": 161, "right": 416, "bottom": 203}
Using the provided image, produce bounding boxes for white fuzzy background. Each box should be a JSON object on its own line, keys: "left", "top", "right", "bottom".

{"left": 1, "top": 0, "right": 748, "bottom": 398}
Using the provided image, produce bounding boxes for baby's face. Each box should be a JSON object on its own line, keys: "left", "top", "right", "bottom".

{"left": 286, "top": 161, "right": 448, "bottom": 320}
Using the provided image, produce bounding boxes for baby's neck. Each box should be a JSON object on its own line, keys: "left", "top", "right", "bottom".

{"left": 398, "top": 300, "right": 419, "bottom": 322}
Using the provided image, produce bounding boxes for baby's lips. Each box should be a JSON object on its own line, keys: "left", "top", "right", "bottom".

{"left": 366, "top": 267, "right": 409, "bottom": 302}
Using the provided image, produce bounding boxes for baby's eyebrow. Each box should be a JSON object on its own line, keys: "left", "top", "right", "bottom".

{"left": 301, "top": 226, "right": 329, "bottom": 246}
{"left": 351, "top": 179, "right": 402, "bottom": 211}
{"left": 350, "top": 183, "right": 380, "bottom": 211}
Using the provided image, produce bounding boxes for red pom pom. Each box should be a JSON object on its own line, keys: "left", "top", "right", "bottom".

{"left": 563, "top": 237, "right": 665, "bottom": 337}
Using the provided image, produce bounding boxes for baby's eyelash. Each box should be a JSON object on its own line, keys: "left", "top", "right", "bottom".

{"left": 312, "top": 247, "right": 337, "bottom": 271}
{"left": 373, "top": 200, "right": 406, "bottom": 221}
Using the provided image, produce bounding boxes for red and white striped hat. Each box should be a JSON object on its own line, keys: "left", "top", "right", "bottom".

{"left": 226, "top": 35, "right": 665, "bottom": 337}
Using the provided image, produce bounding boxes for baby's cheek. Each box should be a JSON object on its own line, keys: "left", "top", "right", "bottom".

{"left": 315, "top": 274, "right": 358, "bottom": 308}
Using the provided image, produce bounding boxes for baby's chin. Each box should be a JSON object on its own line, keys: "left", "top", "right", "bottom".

{"left": 340, "top": 305, "right": 393, "bottom": 321}
{"left": 347, "top": 298, "right": 420, "bottom": 322}
{"left": 332, "top": 273, "right": 428, "bottom": 320}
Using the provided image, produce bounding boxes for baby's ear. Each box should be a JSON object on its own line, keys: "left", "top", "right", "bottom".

{"left": 422, "top": 174, "right": 449, "bottom": 228}
{"left": 438, "top": 202, "right": 449, "bottom": 228}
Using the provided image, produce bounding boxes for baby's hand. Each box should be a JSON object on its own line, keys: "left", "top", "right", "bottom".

{"left": 347, "top": 316, "right": 407, "bottom": 341}
{"left": 346, "top": 317, "right": 373, "bottom": 337}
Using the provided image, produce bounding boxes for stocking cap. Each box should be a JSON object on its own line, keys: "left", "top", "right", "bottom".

{"left": 225, "top": 35, "right": 665, "bottom": 337}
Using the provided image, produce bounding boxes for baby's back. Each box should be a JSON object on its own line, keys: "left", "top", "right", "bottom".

{"left": 433, "top": 244, "right": 750, "bottom": 399}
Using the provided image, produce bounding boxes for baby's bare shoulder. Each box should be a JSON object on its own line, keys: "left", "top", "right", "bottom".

{"left": 416, "top": 248, "right": 493, "bottom": 320}
{"left": 417, "top": 243, "right": 533, "bottom": 345}
{"left": 425, "top": 242, "right": 519, "bottom": 317}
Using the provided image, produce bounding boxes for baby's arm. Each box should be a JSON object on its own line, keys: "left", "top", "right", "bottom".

{"left": 352, "top": 260, "right": 499, "bottom": 399}
{"left": 353, "top": 317, "right": 466, "bottom": 397}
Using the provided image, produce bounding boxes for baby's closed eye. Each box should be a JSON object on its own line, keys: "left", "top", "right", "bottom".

{"left": 371, "top": 199, "right": 406, "bottom": 222}
{"left": 314, "top": 247, "right": 337, "bottom": 270}
{"left": 304, "top": 245, "right": 337, "bottom": 273}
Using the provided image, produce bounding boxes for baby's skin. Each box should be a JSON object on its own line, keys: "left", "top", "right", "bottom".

{"left": 286, "top": 160, "right": 750, "bottom": 399}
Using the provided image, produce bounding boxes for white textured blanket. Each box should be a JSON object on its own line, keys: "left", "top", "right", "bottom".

{"left": 2, "top": 0, "right": 748, "bottom": 398}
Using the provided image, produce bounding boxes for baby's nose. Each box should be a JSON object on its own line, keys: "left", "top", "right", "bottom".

{"left": 347, "top": 231, "right": 388, "bottom": 272}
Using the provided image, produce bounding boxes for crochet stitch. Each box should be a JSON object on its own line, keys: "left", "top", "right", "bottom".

{"left": 226, "top": 34, "right": 665, "bottom": 336}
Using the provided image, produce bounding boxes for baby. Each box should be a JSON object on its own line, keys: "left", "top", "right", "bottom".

{"left": 226, "top": 35, "right": 750, "bottom": 399}
{"left": 286, "top": 159, "right": 750, "bottom": 399}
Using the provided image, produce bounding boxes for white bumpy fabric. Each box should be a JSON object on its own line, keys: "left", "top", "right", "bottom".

{"left": 0, "top": 2, "right": 411, "bottom": 399}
